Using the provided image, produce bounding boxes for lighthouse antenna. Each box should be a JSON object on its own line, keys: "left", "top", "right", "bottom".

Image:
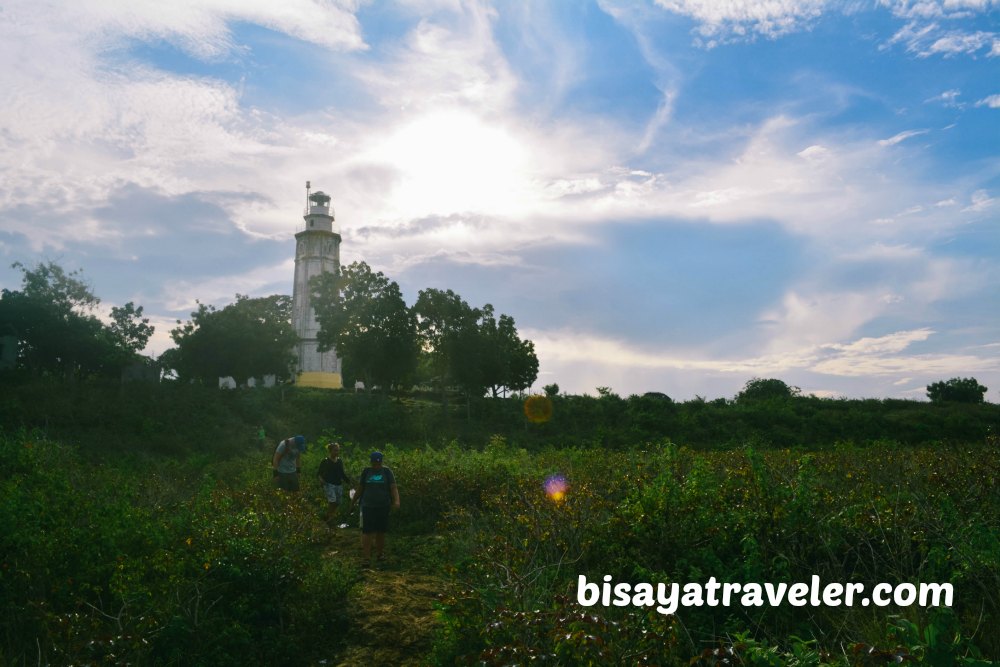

{"left": 305, "top": 181, "right": 311, "bottom": 214}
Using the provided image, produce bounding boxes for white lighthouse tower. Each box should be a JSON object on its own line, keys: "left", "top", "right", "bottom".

{"left": 292, "top": 182, "right": 342, "bottom": 388}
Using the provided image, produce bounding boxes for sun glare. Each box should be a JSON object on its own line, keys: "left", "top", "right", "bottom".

{"left": 372, "top": 109, "right": 529, "bottom": 218}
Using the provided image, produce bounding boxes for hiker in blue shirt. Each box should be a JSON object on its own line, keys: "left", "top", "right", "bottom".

{"left": 351, "top": 451, "right": 400, "bottom": 567}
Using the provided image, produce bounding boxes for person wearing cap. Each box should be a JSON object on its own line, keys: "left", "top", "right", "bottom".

{"left": 272, "top": 435, "right": 306, "bottom": 491}
{"left": 351, "top": 451, "right": 399, "bottom": 567}
{"left": 318, "top": 441, "right": 352, "bottom": 524}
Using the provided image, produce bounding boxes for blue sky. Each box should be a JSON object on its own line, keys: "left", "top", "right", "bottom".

{"left": 1, "top": 0, "right": 998, "bottom": 400}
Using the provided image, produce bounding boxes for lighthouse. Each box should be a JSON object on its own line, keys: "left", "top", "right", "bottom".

{"left": 292, "top": 182, "right": 342, "bottom": 388}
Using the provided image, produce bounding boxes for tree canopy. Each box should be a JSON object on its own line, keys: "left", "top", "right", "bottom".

{"left": 736, "top": 377, "right": 799, "bottom": 403}
{"left": 0, "top": 261, "right": 153, "bottom": 379}
{"left": 413, "top": 288, "right": 538, "bottom": 399}
{"left": 926, "top": 377, "right": 988, "bottom": 404}
{"left": 311, "top": 261, "right": 419, "bottom": 392}
{"left": 163, "top": 294, "right": 297, "bottom": 385}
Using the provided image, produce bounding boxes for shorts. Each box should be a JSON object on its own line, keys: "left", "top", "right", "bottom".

{"left": 274, "top": 471, "right": 299, "bottom": 492}
{"left": 323, "top": 483, "right": 344, "bottom": 503}
{"left": 360, "top": 505, "right": 390, "bottom": 534}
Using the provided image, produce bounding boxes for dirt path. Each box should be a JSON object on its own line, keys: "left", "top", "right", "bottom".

{"left": 321, "top": 527, "right": 447, "bottom": 666}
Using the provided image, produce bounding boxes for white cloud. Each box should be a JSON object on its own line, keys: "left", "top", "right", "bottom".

{"left": 652, "top": 0, "right": 831, "bottom": 42}
{"left": 878, "top": 129, "right": 930, "bottom": 146}
{"left": 976, "top": 93, "right": 1000, "bottom": 107}
{"left": 962, "top": 189, "right": 996, "bottom": 212}
{"left": 161, "top": 259, "right": 294, "bottom": 311}
{"left": 924, "top": 30, "right": 996, "bottom": 56}
{"left": 527, "top": 325, "right": 999, "bottom": 387}
{"left": 352, "top": 3, "right": 515, "bottom": 112}
{"left": 885, "top": 21, "right": 998, "bottom": 57}
{"left": 822, "top": 328, "right": 934, "bottom": 355}
{"left": 56, "top": 0, "right": 367, "bottom": 58}
{"left": 796, "top": 144, "right": 829, "bottom": 161}
{"left": 925, "top": 88, "right": 962, "bottom": 106}
{"left": 882, "top": 0, "right": 999, "bottom": 21}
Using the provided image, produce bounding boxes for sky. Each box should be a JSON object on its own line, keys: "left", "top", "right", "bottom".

{"left": 1, "top": 0, "right": 998, "bottom": 401}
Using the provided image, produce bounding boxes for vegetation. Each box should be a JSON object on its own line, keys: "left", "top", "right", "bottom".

{"left": 2, "top": 405, "right": 999, "bottom": 664}
{"left": 0, "top": 261, "right": 153, "bottom": 380}
{"left": 163, "top": 294, "right": 298, "bottom": 385}
{"left": 411, "top": 284, "right": 538, "bottom": 399}
{"left": 312, "top": 261, "right": 420, "bottom": 392}
{"left": 927, "top": 377, "right": 988, "bottom": 404}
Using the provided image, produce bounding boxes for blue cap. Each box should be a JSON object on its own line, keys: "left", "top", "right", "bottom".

{"left": 294, "top": 435, "right": 306, "bottom": 452}
{"left": 370, "top": 451, "right": 383, "bottom": 463}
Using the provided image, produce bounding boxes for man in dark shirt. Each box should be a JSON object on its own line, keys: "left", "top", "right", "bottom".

{"left": 318, "top": 442, "right": 352, "bottom": 525}
{"left": 351, "top": 451, "right": 400, "bottom": 567}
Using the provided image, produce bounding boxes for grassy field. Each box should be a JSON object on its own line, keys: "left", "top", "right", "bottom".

{"left": 3, "top": 421, "right": 999, "bottom": 665}
{"left": 2, "top": 380, "right": 999, "bottom": 664}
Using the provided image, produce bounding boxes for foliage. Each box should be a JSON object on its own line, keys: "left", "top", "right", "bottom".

{"left": 108, "top": 301, "right": 155, "bottom": 354}
{"left": 0, "top": 261, "right": 152, "bottom": 379}
{"left": 164, "top": 294, "right": 297, "bottom": 385}
{"left": 413, "top": 288, "right": 538, "bottom": 400}
{"left": 926, "top": 377, "right": 988, "bottom": 404}
{"left": 0, "top": 430, "right": 353, "bottom": 665}
{"left": 736, "top": 377, "right": 800, "bottom": 403}
{"left": 477, "top": 305, "right": 539, "bottom": 397}
{"left": 3, "top": 390, "right": 1000, "bottom": 664}
{"left": 311, "top": 261, "right": 419, "bottom": 391}
{"left": 427, "top": 442, "right": 1000, "bottom": 663}
{"left": 413, "top": 287, "right": 481, "bottom": 395}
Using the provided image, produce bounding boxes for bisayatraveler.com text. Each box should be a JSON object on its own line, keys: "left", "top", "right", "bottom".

{"left": 577, "top": 575, "right": 953, "bottom": 614}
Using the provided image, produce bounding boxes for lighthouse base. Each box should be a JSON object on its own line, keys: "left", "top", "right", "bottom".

{"left": 295, "top": 372, "right": 343, "bottom": 389}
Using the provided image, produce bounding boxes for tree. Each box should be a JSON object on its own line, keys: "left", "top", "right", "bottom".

{"left": 0, "top": 261, "right": 148, "bottom": 378}
{"left": 479, "top": 309, "right": 538, "bottom": 397}
{"left": 736, "top": 377, "right": 799, "bottom": 403}
{"left": 926, "top": 377, "right": 987, "bottom": 404}
{"left": 109, "top": 302, "right": 154, "bottom": 355}
{"left": 164, "top": 294, "right": 297, "bottom": 385}
{"left": 311, "top": 262, "right": 419, "bottom": 392}
{"left": 413, "top": 288, "right": 480, "bottom": 397}
{"left": 413, "top": 290, "right": 538, "bottom": 399}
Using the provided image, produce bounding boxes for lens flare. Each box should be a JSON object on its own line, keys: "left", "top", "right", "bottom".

{"left": 544, "top": 474, "right": 568, "bottom": 502}
{"left": 524, "top": 394, "right": 554, "bottom": 423}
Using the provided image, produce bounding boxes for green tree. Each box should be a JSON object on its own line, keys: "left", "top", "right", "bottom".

{"left": 311, "top": 261, "right": 419, "bottom": 392}
{"left": 413, "top": 288, "right": 480, "bottom": 397}
{"left": 926, "top": 377, "right": 988, "bottom": 404}
{"left": 108, "top": 302, "right": 154, "bottom": 354}
{"left": 414, "top": 291, "right": 538, "bottom": 400}
{"left": 479, "top": 308, "right": 539, "bottom": 397}
{"left": 164, "top": 294, "right": 297, "bottom": 385}
{"left": 736, "top": 377, "right": 799, "bottom": 403}
{"left": 0, "top": 261, "right": 146, "bottom": 378}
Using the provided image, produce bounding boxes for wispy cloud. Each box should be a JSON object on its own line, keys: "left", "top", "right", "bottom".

{"left": 925, "top": 89, "right": 963, "bottom": 107}
{"left": 962, "top": 189, "right": 996, "bottom": 212}
{"left": 878, "top": 129, "right": 930, "bottom": 146}
{"left": 528, "top": 325, "right": 999, "bottom": 386}
{"left": 652, "top": 0, "right": 831, "bottom": 43}
{"left": 976, "top": 93, "right": 1000, "bottom": 107}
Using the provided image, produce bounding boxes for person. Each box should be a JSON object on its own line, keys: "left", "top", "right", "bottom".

{"left": 318, "top": 442, "right": 352, "bottom": 524}
{"left": 351, "top": 451, "right": 399, "bottom": 567}
{"left": 272, "top": 435, "right": 306, "bottom": 491}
